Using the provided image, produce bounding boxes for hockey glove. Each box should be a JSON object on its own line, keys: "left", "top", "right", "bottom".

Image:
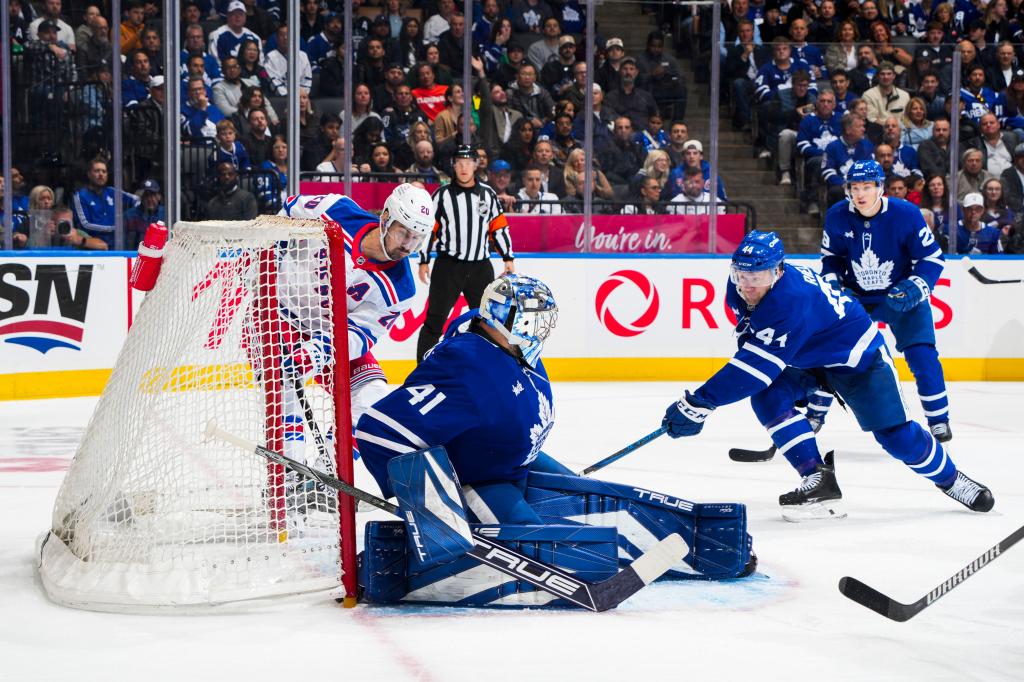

{"left": 886, "top": 276, "right": 930, "bottom": 312}
{"left": 663, "top": 391, "right": 715, "bottom": 438}
{"left": 282, "top": 335, "right": 331, "bottom": 379}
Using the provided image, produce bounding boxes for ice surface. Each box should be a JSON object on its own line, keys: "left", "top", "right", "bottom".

{"left": 2, "top": 383, "right": 1022, "bottom": 681}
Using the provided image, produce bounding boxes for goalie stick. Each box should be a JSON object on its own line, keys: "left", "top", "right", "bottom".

{"left": 961, "top": 256, "right": 1023, "bottom": 285}
{"left": 838, "top": 522, "right": 1024, "bottom": 622}
{"left": 578, "top": 426, "right": 667, "bottom": 475}
{"left": 205, "top": 421, "right": 685, "bottom": 611}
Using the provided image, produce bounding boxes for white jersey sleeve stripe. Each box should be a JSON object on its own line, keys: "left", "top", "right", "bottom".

{"left": 364, "top": 406, "right": 430, "bottom": 449}
{"left": 741, "top": 342, "right": 787, "bottom": 371}
{"left": 727, "top": 358, "right": 773, "bottom": 387}
{"left": 353, "top": 430, "right": 416, "bottom": 454}
{"left": 919, "top": 391, "right": 947, "bottom": 401}
{"left": 825, "top": 324, "right": 878, "bottom": 369}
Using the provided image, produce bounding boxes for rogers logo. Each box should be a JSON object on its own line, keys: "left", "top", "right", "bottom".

{"left": 595, "top": 270, "right": 660, "bottom": 337}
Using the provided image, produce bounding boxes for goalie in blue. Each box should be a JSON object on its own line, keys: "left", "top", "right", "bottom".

{"left": 821, "top": 160, "right": 953, "bottom": 443}
{"left": 662, "top": 230, "right": 993, "bottom": 521}
{"left": 355, "top": 274, "right": 754, "bottom": 608}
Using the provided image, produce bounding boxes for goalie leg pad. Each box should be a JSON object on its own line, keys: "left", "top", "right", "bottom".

{"left": 525, "top": 472, "right": 752, "bottom": 580}
{"left": 360, "top": 521, "right": 618, "bottom": 608}
{"left": 387, "top": 447, "right": 474, "bottom": 570}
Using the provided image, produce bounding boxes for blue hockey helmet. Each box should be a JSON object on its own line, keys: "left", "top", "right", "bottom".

{"left": 480, "top": 274, "right": 558, "bottom": 368}
{"left": 731, "top": 230, "right": 785, "bottom": 292}
{"left": 845, "top": 160, "right": 886, "bottom": 186}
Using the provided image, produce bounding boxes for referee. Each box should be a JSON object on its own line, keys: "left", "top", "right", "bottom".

{"left": 417, "top": 144, "right": 515, "bottom": 361}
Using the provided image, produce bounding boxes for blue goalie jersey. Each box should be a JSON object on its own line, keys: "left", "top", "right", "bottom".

{"left": 694, "top": 263, "right": 883, "bottom": 408}
{"left": 821, "top": 196, "right": 945, "bottom": 307}
{"left": 355, "top": 312, "right": 555, "bottom": 499}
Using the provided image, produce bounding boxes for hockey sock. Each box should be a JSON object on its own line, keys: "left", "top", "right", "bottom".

{"left": 874, "top": 422, "right": 956, "bottom": 487}
{"left": 805, "top": 389, "right": 834, "bottom": 425}
{"left": 903, "top": 344, "right": 949, "bottom": 426}
{"left": 766, "top": 410, "right": 821, "bottom": 476}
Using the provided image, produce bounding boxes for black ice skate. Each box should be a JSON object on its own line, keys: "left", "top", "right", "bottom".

{"left": 939, "top": 471, "right": 994, "bottom": 512}
{"left": 779, "top": 451, "right": 846, "bottom": 522}
{"left": 929, "top": 421, "right": 953, "bottom": 443}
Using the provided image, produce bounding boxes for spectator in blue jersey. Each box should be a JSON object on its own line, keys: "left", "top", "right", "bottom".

{"left": 751, "top": 38, "right": 811, "bottom": 156}
{"left": 472, "top": 0, "right": 501, "bottom": 52}
{"left": 767, "top": 69, "right": 816, "bottom": 186}
{"left": 303, "top": 12, "right": 341, "bottom": 71}
{"left": 663, "top": 229, "right": 993, "bottom": 519}
{"left": 72, "top": 157, "right": 141, "bottom": 249}
{"left": 879, "top": 117, "right": 923, "bottom": 181}
{"left": 208, "top": 119, "right": 252, "bottom": 171}
{"left": 821, "top": 113, "right": 874, "bottom": 207}
{"left": 257, "top": 134, "right": 289, "bottom": 209}
{"left": 795, "top": 89, "right": 841, "bottom": 215}
{"left": 787, "top": 18, "right": 826, "bottom": 83}
{"left": 509, "top": 0, "right": 554, "bottom": 34}
{"left": 663, "top": 139, "right": 728, "bottom": 201}
{"left": 208, "top": 1, "right": 262, "bottom": 63}
{"left": 950, "top": 192, "right": 1004, "bottom": 253}
{"left": 828, "top": 70, "right": 856, "bottom": 116}
{"left": 122, "top": 50, "right": 152, "bottom": 109}
{"left": 180, "top": 24, "right": 222, "bottom": 85}
{"left": 124, "top": 179, "right": 165, "bottom": 248}
{"left": 980, "top": 178, "right": 1015, "bottom": 232}
{"left": 182, "top": 75, "right": 225, "bottom": 139}
{"left": 635, "top": 111, "right": 669, "bottom": 152}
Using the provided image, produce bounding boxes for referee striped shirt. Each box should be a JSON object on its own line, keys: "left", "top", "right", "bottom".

{"left": 420, "top": 180, "right": 514, "bottom": 264}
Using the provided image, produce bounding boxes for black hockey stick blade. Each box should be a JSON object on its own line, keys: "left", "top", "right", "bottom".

{"left": 205, "top": 421, "right": 685, "bottom": 611}
{"left": 729, "top": 445, "right": 777, "bottom": 462}
{"left": 961, "top": 256, "right": 1023, "bottom": 285}
{"left": 839, "top": 522, "right": 1024, "bottom": 622}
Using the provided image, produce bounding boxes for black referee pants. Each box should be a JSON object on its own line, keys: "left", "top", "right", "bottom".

{"left": 416, "top": 255, "right": 495, "bottom": 362}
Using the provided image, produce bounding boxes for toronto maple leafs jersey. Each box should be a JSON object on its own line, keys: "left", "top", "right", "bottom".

{"left": 278, "top": 194, "right": 416, "bottom": 359}
{"left": 754, "top": 58, "right": 812, "bottom": 102}
{"left": 796, "top": 111, "right": 842, "bottom": 158}
{"left": 953, "top": 220, "right": 1004, "bottom": 254}
{"left": 890, "top": 144, "right": 923, "bottom": 179}
{"left": 355, "top": 311, "right": 554, "bottom": 499}
{"left": 820, "top": 196, "right": 945, "bottom": 307}
{"left": 693, "top": 264, "right": 883, "bottom": 408}
{"left": 821, "top": 136, "right": 875, "bottom": 185}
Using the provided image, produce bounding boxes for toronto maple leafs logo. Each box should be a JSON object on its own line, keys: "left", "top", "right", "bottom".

{"left": 524, "top": 393, "right": 554, "bottom": 466}
{"left": 512, "top": 381, "right": 524, "bottom": 396}
{"left": 851, "top": 247, "right": 895, "bottom": 290}
{"left": 814, "top": 130, "right": 838, "bottom": 151}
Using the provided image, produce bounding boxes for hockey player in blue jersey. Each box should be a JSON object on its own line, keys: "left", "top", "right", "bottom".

{"left": 821, "top": 160, "right": 954, "bottom": 442}
{"left": 662, "top": 230, "right": 993, "bottom": 520}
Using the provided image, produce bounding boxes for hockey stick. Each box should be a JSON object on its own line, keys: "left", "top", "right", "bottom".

{"left": 961, "top": 256, "right": 1023, "bottom": 285}
{"left": 577, "top": 426, "right": 668, "bottom": 475}
{"left": 728, "top": 445, "right": 776, "bottom": 462}
{"left": 205, "top": 421, "right": 686, "bottom": 611}
{"left": 838, "top": 522, "right": 1024, "bottom": 622}
{"left": 293, "top": 379, "right": 334, "bottom": 474}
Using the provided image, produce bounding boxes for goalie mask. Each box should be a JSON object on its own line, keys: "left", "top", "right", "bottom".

{"left": 480, "top": 274, "right": 558, "bottom": 368}
{"left": 379, "top": 183, "right": 434, "bottom": 260}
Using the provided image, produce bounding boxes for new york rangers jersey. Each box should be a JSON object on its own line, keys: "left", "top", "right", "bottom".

{"left": 959, "top": 86, "right": 1004, "bottom": 124}
{"left": 355, "top": 312, "right": 555, "bottom": 499}
{"left": 821, "top": 196, "right": 945, "bottom": 306}
{"left": 796, "top": 111, "right": 842, "bottom": 157}
{"left": 278, "top": 193, "right": 416, "bottom": 359}
{"left": 693, "top": 264, "right": 883, "bottom": 408}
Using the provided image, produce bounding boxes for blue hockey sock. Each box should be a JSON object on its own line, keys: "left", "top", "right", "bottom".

{"left": 903, "top": 344, "right": 949, "bottom": 425}
{"left": 805, "top": 389, "right": 834, "bottom": 425}
{"left": 874, "top": 422, "right": 957, "bottom": 486}
{"left": 767, "top": 410, "right": 821, "bottom": 476}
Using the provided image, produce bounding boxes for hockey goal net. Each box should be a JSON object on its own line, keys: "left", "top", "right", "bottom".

{"left": 37, "top": 217, "right": 357, "bottom": 612}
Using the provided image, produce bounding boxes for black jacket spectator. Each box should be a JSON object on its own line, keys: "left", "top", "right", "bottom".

{"left": 598, "top": 123, "right": 646, "bottom": 186}
{"left": 604, "top": 83, "right": 658, "bottom": 132}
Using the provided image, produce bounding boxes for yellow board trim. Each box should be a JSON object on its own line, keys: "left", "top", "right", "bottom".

{"left": 5, "top": 357, "right": 1024, "bottom": 401}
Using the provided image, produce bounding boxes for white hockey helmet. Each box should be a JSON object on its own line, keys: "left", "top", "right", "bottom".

{"left": 479, "top": 274, "right": 558, "bottom": 368}
{"left": 379, "top": 183, "right": 434, "bottom": 259}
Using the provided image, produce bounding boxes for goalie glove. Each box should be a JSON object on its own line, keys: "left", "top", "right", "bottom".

{"left": 886, "top": 275, "right": 930, "bottom": 312}
{"left": 282, "top": 334, "right": 332, "bottom": 379}
{"left": 662, "top": 391, "right": 715, "bottom": 439}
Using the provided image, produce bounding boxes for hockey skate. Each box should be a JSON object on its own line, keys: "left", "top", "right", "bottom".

{"left": 779, "top": 451, "right": 846, "bottom": 522}
{"left": 929, "top": 421, "right": 953, "bottom": 443}
{"left": 939, "top": 471, "right": 994, "bottom": 512}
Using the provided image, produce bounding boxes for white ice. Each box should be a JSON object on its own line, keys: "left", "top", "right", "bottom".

{"left": 2, "top": 382, "right": 1022, "bottom": 682}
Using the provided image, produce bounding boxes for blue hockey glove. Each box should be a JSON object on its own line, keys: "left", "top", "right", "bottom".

{"left": 663, "top": 391, "right": 715, "bottom": 438}
{"left": 886, "top": 276, "right": 930, "bottom": 312}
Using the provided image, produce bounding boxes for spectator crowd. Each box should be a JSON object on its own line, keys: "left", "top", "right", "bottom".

{"left": 2, "top": 0, "right": 1023, "bottom": 254}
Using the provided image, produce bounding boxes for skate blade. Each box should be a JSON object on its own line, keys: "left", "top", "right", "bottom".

{"left": 781, "top": 499, "right": 846, "bottom": 522}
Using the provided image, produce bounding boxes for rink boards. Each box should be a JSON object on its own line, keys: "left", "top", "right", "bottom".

{"left": 2, "top": 252, "right": 1023, "bottom": 400}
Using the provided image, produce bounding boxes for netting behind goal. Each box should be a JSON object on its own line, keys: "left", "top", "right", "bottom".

{"left": 37, "top": 217, "right": 356, "bottom": 612}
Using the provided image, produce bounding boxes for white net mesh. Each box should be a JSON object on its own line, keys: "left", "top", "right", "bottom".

{"left": 38, "top": 218, "right": 351, "bottom": 611}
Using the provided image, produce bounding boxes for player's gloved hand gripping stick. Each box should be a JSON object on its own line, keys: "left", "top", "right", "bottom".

{"left": 205, "top": 421, "right": 685, "bottom": 611}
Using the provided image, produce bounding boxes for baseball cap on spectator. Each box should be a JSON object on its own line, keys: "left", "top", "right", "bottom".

{"left": 620, "top": 56, "right": 638, "bottom": 67}
{"left": 1013, "top": 69, "right": 1024, "bottom": 83}
{"left": 916, "top": 48, "right": 932, "bottom": 60}
{"left": 454, "top": 144, "right": 477, "bottom": 159}
{"left": 140, "top": 179, "right": 161, "bottom": 194}
{"left": 683, "top": 140, "right": 703, "bottom": 153}
{"left": 37, "top": 19, "right": 59, "bottom": 33}
{"left": 490, "top": 160, "right": 512, "bottom": 174}
{"left": 372, "top": 14, "right": 389, "bottom": 26}
{"left": 606, "top": 38, "right": 624, "bottom": 50}
{"left": 559, "top": 35, "right": 576, "bottom": 47}
{"left": 386, "top": 61, "right": 405, "bottom": 73}
{"left": 149, "top": 75, "right": 165, "bottom": 88}
{"left": 227, "top": 0, "right": 245, "bottom": 14}
{"left": 1013, "top": 143, "right": 1024, "bottom": 158}
{"left": 962, "top": 192, "right": 984, "bottom": 208}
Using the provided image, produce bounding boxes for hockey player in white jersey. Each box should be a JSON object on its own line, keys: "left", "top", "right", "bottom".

{"left": 275, "top": 184, "right": 433, "bottom": 480}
